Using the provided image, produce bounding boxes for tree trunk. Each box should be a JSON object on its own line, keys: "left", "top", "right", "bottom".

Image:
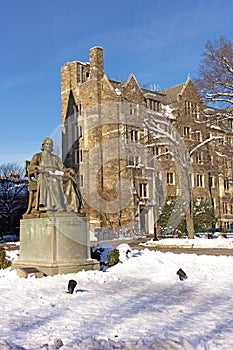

{"left": 186, "top": 204, "right": 194, "bottom": 239}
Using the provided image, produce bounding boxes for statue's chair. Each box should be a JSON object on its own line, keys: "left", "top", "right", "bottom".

{"left": 24, "top": 160, "right": 39, "bottom": 215}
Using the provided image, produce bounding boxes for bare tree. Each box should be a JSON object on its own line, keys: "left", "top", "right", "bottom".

{"left": 144, "top": 105, "right": 222, "bottom": 239}
{"left": 195, "top": 36, "right": 233, "bottom": 108}
{"left": 0, "top": 162, "right": 28, "bottom": 236}
{"left": 143, "top": 106, "right": 193, "bottom": 238}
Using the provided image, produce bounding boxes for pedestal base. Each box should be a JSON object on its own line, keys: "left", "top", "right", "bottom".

{"left": 12, "top": 214, "right": 99, "bottom": 276}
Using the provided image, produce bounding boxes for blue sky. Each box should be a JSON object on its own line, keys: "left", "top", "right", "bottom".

{"left": 0, "top": 0, "right": 232, "bottom": 167}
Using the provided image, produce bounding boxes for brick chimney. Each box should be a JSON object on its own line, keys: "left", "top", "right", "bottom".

{"left": 89, "top": 46, "right": 104, "bottom": 80}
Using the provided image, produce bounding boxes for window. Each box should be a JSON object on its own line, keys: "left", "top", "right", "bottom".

{"left": 185, "top": 101, "right": 192, "bottom": 114}
{"left": 224, "top": 178, "right": 230, "bottom": 191}
{"left": 195, "top": 130, "right": 202, "bottom": 142}
{"left": 167, "top": 172, "right": 175, "bottom": 185}
{"left": 196, "top": 174, "right": 204, "bottom": 187}
{"left": 195, "top": 152, "right": 203, "bottom": 164}
{"left": 225, "top": 222, "right": 230, "bottom": 229}
{"left": 209, "top": 176, "right": 215, "bottom": 188}
{"left": 218, "top": 137, "right": 224, "bottom": 145}
{"left": 77, "top": 125, "right": 83, "bottom": 138}
{"left": 193, "top": 104, "right": 200, "bottom": 119}
{"left": 223, "top": 202, "right": 228, "bottom": 214}
{"left": 231, "top": 204, "right": 233, "bottom": 215}
{"left": 129, "top": 104, "right": 136, "bottom": 115}
{"left": 228, "top": 119, "right": 233, "bottom": 129}
{"left": 128, "top": 155, "right": 140, "bottom": 166}
{"left": 130, "top": 130, "right": 139, "bottom": 142}
{"left": 165, "top": 148, "right": 170, "bottom": 159}
{"left": 139, "top": 183, "right": 148, "bottom": 198}
{"left": 183, "top": 127, "right": 191, "bottom": 139}
{"left": 78, "top": 174, "right": 84, "bottom": 187}
{"left": 227, "top": 136, "right": 232, "bottom": 145}
{"left": 147, "top": 99, "right": 161, "bottom": 112}
{"left": 75, "top": 149, "right": 83, "bottom": 164}
{"left": 185, "top": 101, "right": 200, "bottom": 119}
{"left": 77, "top": 103, "right": 82, "bottom": 117}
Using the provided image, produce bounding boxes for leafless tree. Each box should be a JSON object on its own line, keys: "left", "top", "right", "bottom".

{"left": 0, "top": 162, "right": 28, "bottom": 236}
{"left": 195, "top": 36, "right": 233, "bottom": 109}
{"left": 144, "top": 105, "right": 222, "bottom": 239}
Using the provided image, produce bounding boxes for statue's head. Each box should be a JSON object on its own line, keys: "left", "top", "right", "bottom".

{"left": 41, "top": 138, "right": 54, "bottom": 152}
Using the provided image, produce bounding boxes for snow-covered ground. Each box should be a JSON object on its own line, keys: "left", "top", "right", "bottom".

{"left": 144, "top": 235, "right": 233, "bottom": 249}
{"left": 1, "top": 237, "right": 233, "bottom": 349}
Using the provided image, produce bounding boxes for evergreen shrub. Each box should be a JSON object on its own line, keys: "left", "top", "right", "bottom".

{"left": 0, "top": 246, "right": 11, "bottom": 269}
{"left": 108, "top": 249, "right": 120, "bottom": 267}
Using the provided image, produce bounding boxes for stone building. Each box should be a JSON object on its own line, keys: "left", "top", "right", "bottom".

{"left": 61, "top": 46, "right": 233, "bottom": 234}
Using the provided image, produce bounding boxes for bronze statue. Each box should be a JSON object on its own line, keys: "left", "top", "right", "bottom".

{"left": 25, "top": 138, "right": 82, "bottom": 215}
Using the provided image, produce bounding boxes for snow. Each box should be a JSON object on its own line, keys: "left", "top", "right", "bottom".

{"left": 144, "top": 236, "right": 233, "bottom": 249}
{"left": 1, "top": 238, "right": 233, "bottom": 349}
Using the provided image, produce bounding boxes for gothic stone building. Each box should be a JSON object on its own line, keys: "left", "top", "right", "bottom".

{"left": 61, "top": 46, "right": 233, "bottom": 234}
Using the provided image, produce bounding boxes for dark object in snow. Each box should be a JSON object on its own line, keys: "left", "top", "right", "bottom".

{"left": 67, "top": 279, "right": 77, "bottom": 294}
{"left": 177, "top": 268, "right": 187, "bottom": 281}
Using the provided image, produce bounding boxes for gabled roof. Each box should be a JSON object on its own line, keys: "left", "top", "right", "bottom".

{"left": 159, "top": 82, "right": 186, "bottom": 104}
{"left": 159, "top": 75, "right": 191, "bottom": 104}
{"left": 109, "top": 74, "right": 143, "bottom": 98}
{"left": 109, "top": 77, "right": 166, "bottom": 101}
{"left": 109, "top": 79, "right": 122, "bottom": 89}
{"left": 108, "top": 74, "right": 199, "bottom": 105}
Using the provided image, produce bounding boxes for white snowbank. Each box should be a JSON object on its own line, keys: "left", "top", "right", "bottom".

{"left": 1, "top": 241, "right": 233, "bottom": 349}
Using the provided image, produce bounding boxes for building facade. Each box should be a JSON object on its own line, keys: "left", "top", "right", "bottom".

{"left": 61, "top": 46, "right": 233, "bottom": 234}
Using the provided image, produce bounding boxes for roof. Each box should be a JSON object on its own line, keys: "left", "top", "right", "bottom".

{"left": 159, "top": 82, "right": 186, "bottom": 104}
{"left": 109, "top": 75, "right": 194, "bottom": 106}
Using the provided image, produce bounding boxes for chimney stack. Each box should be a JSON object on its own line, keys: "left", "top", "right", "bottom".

{"left": 89, "top": 46, "right": 104, "bottom": 80}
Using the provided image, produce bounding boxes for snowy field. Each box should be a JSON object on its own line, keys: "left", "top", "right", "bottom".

{"left": 1, "top": 237, "right": 233, "bottom": 349}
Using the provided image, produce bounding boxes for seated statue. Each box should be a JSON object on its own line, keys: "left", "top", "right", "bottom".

{"left": 25, "top": 137, "right": 83, "bottom": 215}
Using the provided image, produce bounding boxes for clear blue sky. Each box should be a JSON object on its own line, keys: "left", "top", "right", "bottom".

{"left": 0, "top": 0, "right": 232, "bottom": 167}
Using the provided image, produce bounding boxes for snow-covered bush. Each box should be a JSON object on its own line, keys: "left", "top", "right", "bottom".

{"left": 91, "top": 242, "right": 132, "bottom": 269}
{"left": 117, "top": 243, "right": 132, "bottom": 262}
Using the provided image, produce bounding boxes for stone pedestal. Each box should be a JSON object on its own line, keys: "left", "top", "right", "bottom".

{"left": 12, "top": 213, "right": 99, "bottom": 276}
